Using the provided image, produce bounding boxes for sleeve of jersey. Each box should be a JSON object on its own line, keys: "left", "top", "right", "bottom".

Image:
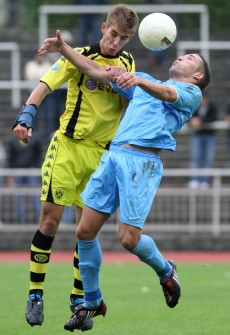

{"left": 130, "top": 53, "right": 136, "bottom": 73}
{"left": 121, "top": 51, "right": 136, "bottom": 73}
{"left": 110, "top": 81, "right": 134, "bottom": 101}
{"left": 169, "top": 83, "right": 202, "bottom": 119}
{"left": 40, "top": 53, "right": 80, "bottom": 91}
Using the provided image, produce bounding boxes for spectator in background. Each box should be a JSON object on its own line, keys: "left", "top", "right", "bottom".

{"left": 24, "top": 53, "right": 54, "bottom": 147}
{"left": 0, "top": 139, "right": 7, "bottom": 187}
{"left": 6, "top": 0, "right": 20, "bottom": 27}
{"left": 149, "top": 50, "right": 166, "bottom": 67}
{"left": 24, "top": 53, "right": 52, "bottom": 83}
{"left": 188, "top": 93, "right": 218, "bottom": 189}
{"left": 7, "top": 135, "right": 42, "bottom": 223}
{"left": 0, "top": 139, "right": 7, "bottom": 170}
{"left": 72, "top": 0, "right": 106, "bottom": 46}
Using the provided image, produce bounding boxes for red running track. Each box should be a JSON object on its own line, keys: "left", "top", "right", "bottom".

{"left": 0, "top": 251, "right": 230, "bottom": 263}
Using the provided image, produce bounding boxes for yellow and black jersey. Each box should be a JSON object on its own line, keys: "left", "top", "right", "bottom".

{"left": 41, "top": 43, "right": 135, "bottom": 148}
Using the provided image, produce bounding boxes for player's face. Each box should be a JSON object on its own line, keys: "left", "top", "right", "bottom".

{"left": 169, "top": 54, "right": 203, "bottom": 78}
{"left": 100, "top": 23, "right": 133, "bottom": 56}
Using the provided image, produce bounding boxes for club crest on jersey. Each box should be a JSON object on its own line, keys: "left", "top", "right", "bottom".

{"left": 50, "top": 64, "right": 60, "bottom": 72}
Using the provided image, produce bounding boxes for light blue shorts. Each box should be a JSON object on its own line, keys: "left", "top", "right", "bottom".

{"left": 81, "top": 144, "right": 163, "bottom": 229}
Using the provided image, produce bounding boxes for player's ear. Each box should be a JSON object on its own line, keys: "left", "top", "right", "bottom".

{"left": 193, "top": 71, "right": 203, "bottom": 81}
{"left": 101, "top": 22, "right": 106, "bottom": 34}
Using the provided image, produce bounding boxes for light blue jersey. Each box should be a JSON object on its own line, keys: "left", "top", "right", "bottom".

{"left": 111, "top": 72, "right": 202, "bottom": 151}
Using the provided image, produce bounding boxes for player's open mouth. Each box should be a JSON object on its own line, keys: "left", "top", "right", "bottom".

{"left": 109, "top": 47, "right": 116, "bottom": 52}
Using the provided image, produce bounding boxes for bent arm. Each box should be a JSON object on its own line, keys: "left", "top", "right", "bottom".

{"left": 138, "top": 78, "right": 177, "bottom": 102}
{"left": 12, "top": 82, "right": 52, "bottom": 144}
{"left": 116, "top": 72, "right": 177, "bottom": 102}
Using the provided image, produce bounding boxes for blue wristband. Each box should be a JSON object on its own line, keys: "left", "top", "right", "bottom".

{"left": 12, "top": 104, "right": 37, "bottom": 129}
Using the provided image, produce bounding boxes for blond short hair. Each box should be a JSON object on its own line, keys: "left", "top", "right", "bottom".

{"left": 106, "top": 4, "right": 139, "bottom": 35}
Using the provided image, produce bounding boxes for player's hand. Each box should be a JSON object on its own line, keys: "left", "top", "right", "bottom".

{"left": 38, "top": 29, "right": 65, "bottom": 55}
{"left": 13, "top": 124, "right": 32, "bottom": 144}
{"left": 105, "top": 66, "right": 127, "bottom": 82}
{"left": 116, "top": 72, "right": 140, "bottom": 89}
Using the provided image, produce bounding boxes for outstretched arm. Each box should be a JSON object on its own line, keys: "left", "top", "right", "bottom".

{"left": 38, "top": 30, "right": 126, "bottom": 84}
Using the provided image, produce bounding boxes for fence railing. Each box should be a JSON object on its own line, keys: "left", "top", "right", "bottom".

{"left": 0, "top": 168, "right": 230, "bottom": 236}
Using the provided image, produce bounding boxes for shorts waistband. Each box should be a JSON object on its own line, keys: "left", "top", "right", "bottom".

{"left": 121, "top": 143, "right": 160, "bottom": 155}
{"left": 110, "top": 144, "right": 161, "bottom": 159}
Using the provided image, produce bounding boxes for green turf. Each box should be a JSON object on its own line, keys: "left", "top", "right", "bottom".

{"left": 1, "top": 261, "right": 230, "bottom": 335}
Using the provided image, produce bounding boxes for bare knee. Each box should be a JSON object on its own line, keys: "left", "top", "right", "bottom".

{"left": 76, "top": 205, "right": 108, "bottom": 240}
{"left": 118, "top": 224, "right": 141, "bottom": 251}
{"left": 76, "top": 224, "right": 95, "bottom": 240}
{"left": 39, "top": 202, "right": 64, "bottom": 237}
{"left": 40, "top": 218, "right": 59, "bottom": 236}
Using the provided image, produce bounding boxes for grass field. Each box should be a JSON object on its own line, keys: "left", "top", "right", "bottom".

{"left": 1, "top": 261, "right": 230, "bottom": 335}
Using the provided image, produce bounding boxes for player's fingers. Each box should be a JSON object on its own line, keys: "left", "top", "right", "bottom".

{"left": 56, "top": 29, "right": 61, "bottom": 40}
{"left": 28, "top": 128, "right": 33, "bottom": 137}
{"left": 38, "top": 43, "right": 47, "bottom": 55}
{"left": 38, "top": 49, "right": 47, "bottom": 56}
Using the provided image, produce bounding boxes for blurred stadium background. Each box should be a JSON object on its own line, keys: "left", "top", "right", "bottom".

{"left": 0, "top": 0, "right": 230, "bottom": 251}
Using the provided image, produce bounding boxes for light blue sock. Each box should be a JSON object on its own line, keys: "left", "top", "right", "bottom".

{"left": 131, "top": 235, "right": 172, "bottom": 280}
{"left": 78, "top": 237, "right": 103, "bottom": 307}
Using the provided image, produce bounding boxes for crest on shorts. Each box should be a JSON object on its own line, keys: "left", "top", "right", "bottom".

{"left": 55, "top": 189, "right": 63, "bottom": 199}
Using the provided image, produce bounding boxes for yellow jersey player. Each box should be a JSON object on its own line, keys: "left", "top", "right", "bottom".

{"left": 12, "top": 4, "right": 138, "bottom": 330}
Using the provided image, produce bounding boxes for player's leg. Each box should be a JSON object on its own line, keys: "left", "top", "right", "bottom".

{"left": 64, "top": 151, "right": 116, "bottom": 331}
{"left": 26, "top": 201, "right": 64, "bottom": 326}
{"left": 117, "top": 147, "right": 181, "bottom": 308}
{"left": 25, "top": 130, "right": 79, "bottom": 326}
{"left": 69, "top": 142, "right": 106, "bottom": 315}
{"left": 64, "top": 205, "right": 108, "bottom": 331}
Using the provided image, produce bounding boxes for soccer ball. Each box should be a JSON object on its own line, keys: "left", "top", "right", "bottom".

{"left": 138, "top": 12, "right": 177, "bottom": 51}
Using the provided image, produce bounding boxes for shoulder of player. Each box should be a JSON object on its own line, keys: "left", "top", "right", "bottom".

{"left": 167, "top": 80, "right": 201, "bottom": 92}
{"left": 73, "top": 46, "right": 92, "bottom": 55}
{"left": 118, "top": 50, "right": 134, "bottom": 60}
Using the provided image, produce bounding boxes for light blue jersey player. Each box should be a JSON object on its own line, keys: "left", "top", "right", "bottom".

{"left": 62, "top": 53, "right": 212, "bottom": 331}
{"left": 61, "top": 52, "right": 212, "bottom": 330}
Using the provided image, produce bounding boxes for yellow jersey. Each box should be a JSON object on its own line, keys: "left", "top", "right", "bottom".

{"left": 41, "top": 43, "right": 135, "bottom": 149}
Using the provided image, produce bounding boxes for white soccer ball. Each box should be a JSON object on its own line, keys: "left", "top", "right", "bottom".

{"left": 138, "top": 12, "right": 177, "bottom": 51}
